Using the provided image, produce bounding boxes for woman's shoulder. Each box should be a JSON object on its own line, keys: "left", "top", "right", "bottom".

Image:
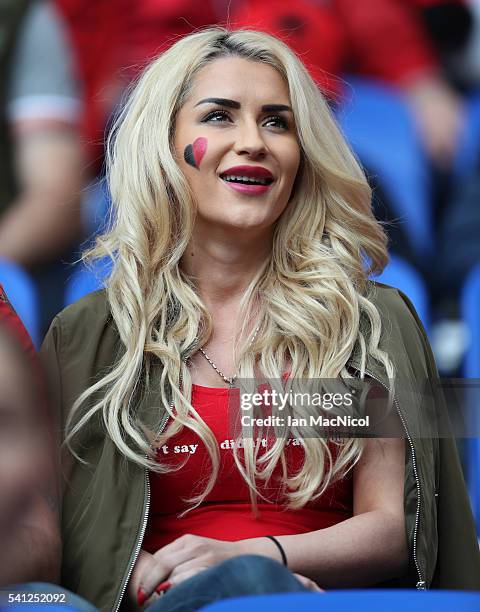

{"left": 41, "top": 288, "right": 118, "bottom": 374}
{"left": 47, "top": 288, "right": 111, "bottom": 342}
{"left": 367, "top": 280, "right": 424, "bottom": 328}
{"left": 55, "top": 287, "right": 110, "bottom": 328}
{"left": 366, "top": 279, "right": 428, "bottom": 342}
{"left": 40, "top": 289, "right": 121, "bottom": 423}
{"left": 358, "top": 280, "right": 435, "bottom": 380}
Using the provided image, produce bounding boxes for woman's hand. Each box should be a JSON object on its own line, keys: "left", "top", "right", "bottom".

{"left": 132, "top": 535, "right": 249, "bottom": 604}
{"left": 293, "top": 572, "right": 324, "bottom": 592}
{"left": 404, "top": 74, "right": 465, "bottom": 169}
{"left": 128, "top": 549, "right": 155, "bottom": 608}
{"left": 129, "top": 538, "right": 324, "bottom": 606}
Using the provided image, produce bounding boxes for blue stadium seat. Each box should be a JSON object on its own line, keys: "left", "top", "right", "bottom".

{"left": 372, "top": 254, "right": 429, "bottom": 332}
{"left": 337, "top": 77, "right": 433, "bottom": 258}
{"left": 454, "top": 90, "right": 480, "bottom": 180}
{"left": 461, "top": 263, "right": 480, "bottom": 534}
{"left": 64, "top": 257, "right": 112, "bottom": 306}
{"left": 202, "top": 590, "right": 480, "bottom": 612}
{"left": 81, "top": 177, "right": 111, "bottom": 239}
{"left": 65, "top": 177, "right": 113, "bottom": 307}
{"left": 463, "top": 264, "right": 480, "bottom": 377}
{"left": 0, "top": 258, "right": 40, "bottom": 348}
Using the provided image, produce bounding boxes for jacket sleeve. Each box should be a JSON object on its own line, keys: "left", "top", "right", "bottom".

{"left": 40, "top": 316, "right": 64, "bottom": 434}
{"left": 396, "top": 288, "right": 480, "bottom": 590}
{"left": 39, "top": 316, "right": 75, "bottom": 504}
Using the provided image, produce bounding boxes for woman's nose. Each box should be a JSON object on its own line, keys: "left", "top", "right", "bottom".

{"left": 233, "top": 121, "right": 267, "bottom": 157}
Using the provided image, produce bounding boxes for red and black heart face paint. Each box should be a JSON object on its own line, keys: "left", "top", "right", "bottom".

{"left": 184, "top": 137, "right": 207, "bottom": 169}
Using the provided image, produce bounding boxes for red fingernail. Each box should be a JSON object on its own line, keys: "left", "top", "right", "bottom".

{"left": 137, "top": 587, "right": 146, "bottom": 606}
{"left": 155, "top": 580, "right": 172, "bottom": 593}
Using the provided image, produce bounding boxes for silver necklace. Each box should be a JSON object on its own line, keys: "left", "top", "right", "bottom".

{"left": 198, "top": 323, "right": 261, "bottom": 388}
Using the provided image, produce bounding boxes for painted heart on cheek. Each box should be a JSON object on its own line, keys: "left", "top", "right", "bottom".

{"left": 184, "top": 137, "right": 207, "bottom": 169}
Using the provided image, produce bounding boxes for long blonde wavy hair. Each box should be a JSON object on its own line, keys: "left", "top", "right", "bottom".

{"left": 66, "top": 27, "right": 394, "bottom": 515}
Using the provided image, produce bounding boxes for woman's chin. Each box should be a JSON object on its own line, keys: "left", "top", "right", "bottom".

{"left": 201, "top": 216, "right": 273, "bottom": 234}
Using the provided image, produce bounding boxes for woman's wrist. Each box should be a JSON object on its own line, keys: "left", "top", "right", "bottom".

{"left": 235, "top": 536, "right": 287, "bottom": 565}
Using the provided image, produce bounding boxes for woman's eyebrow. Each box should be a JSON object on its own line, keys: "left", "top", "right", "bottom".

{"left": 195, "top": 97, "right": 240, "bottom": 109}
{"left": 261, "top": 104, "right": 293, "bottom": 113}
{"left": 194, "top": 97, "right": 293, "bottom": 113}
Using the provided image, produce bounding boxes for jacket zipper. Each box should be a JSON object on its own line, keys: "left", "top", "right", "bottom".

{"left": 114, "top": 410, "right": 171, "bottom": 612}
{"left": 352, "top": 366, "right": 426, "bottom": 589}
{"left": 114, "top": 359, "right": 187, "bottom": 611}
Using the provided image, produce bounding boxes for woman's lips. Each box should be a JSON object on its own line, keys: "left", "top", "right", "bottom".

{"left": 220, "top": 177, "right": 273, "bottom": 195}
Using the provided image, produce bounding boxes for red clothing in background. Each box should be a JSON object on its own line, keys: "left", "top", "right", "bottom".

{"left": 144, "top": 383, "right": 353, "bottom": 553}
{"left": 0, "top": 284, "right": 36, "bottom": 361}
{"left": 232, "top": 0, "right": 440, "bottom": 95}
{"left": 0, "top": 284, "right": 49, "bottom": 423}
{"left": 54, "top": 0, "right": 221, "bottom": 167}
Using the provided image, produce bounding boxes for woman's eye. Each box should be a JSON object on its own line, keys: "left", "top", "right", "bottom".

{"left": 202, "top": 110, "right": 230, "bottom": 123}
{"left": 264, "top": 115, "right": 288, "bottom": 130}
{"left": 201, "top": 111, "right": 288, "bottom": 130}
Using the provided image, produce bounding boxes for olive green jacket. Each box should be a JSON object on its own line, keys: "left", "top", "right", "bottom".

{"left": 40, "top": 283, "right": 480, "bottom": 612}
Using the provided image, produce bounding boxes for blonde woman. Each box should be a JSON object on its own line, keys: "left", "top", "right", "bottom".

{"left": 41, "top": 27, "right": 480, "bottom": 612}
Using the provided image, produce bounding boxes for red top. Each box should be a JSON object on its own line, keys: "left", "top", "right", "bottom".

{"left": 143, "top": 383, "right": 353, "bottom": 553}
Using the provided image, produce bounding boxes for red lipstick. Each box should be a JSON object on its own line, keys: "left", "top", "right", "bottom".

{"left": 219, "top": 165, "right": 274, "bottom": 196}
{"left": 220, "top": 165, "right": 274, "bottom": 180}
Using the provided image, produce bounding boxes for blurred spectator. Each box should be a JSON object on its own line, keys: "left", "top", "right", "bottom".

{"left": 0, "top": 285, "right": 60, "bottom": 585}
{"left": 437, "top": 156, "right": 480, "bottom": 300}
{"left": 0, "top": 0, "right": 84, "bottom": 268}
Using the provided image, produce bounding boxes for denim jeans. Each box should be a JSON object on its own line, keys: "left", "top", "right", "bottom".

{"left": 147, "top": 554, "right": 310, "bottom": 612}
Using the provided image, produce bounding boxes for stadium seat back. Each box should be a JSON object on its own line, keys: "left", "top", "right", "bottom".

{"left": 64, "top": 257, "right": 112, "bottom": 306}
{"left": 202, "top": 589, "right": 480, "bottom": 611}
{"left": 372, "top": 255, "right": 429, "bottom": 331}
{"left": 454, "top": 90, "right": 480, "bottom": 179}
{"left": 337, "top": 78, "right": 432, "bottom": 257}
{"left": 461, "top": 263, "right": 480, "bottom": 533}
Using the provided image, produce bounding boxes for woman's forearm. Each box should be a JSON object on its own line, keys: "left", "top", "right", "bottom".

{"left": 237, "top": 509, "right": 408, "bottom": 588}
